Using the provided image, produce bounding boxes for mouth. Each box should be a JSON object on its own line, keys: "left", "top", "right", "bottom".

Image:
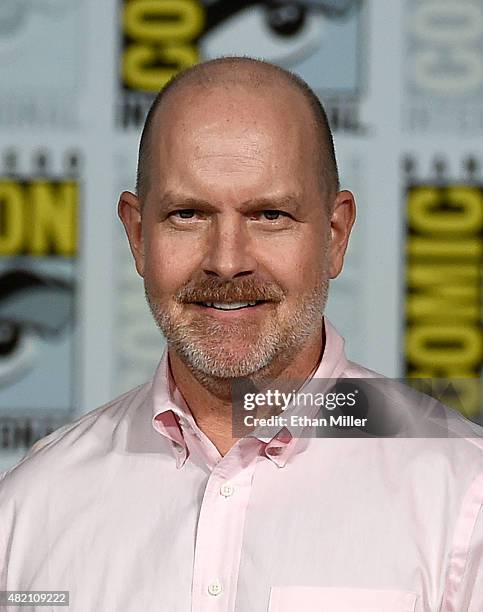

{"left": 198, "top": 300, "right": 262, "bottom": 310}
{"left": 188, "top": 300, "right": 273, "bottom": 316}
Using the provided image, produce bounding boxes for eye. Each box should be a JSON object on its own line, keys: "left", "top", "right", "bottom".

{"left": 171, "top": 209, "right": 196, "bottom": 219}
{"left": 257, "top": 210, "right": 290, "bottom": 221}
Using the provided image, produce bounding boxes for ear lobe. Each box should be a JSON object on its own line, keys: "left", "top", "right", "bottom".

{"left": 328, "top": 190, "right": 356, "bottom": 280}
{"left": 118, "top": 190, "right": 145, "bottom": 277}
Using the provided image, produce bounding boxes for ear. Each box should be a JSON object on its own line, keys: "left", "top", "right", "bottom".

{"left": 118, "top": 190, "right": 145, "bottom": 277}
{"left": 328, "top": 190, "right": 356, "bottom": 279}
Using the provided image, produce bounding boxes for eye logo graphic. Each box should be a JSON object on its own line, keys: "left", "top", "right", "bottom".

{"left": 0, "top": 269, "right": 73, "bottom": 388}
{"left": 199, "top": 0, "right": 359, "bottom": 66}
{"left": 118, "top": 0, "right": 366, "bottom": 132}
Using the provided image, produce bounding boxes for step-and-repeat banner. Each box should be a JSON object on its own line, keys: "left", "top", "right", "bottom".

{"left": 0, "top": 0, "right": 481, "bottom": 469}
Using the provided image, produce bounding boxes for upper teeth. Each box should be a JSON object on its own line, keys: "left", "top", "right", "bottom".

{"left": 202, "top": 301, "right": 257, "bottom": 310}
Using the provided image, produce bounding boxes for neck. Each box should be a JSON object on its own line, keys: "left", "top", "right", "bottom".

{"left": 167, "top": 321, "right": 325, "bottom": 456}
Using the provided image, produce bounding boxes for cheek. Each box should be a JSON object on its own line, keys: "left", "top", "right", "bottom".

{"left": 256, "top": 234, "right": 326, "bottom": 294}
{"left": 143, "top": 231, "right": 203, "bottom": 296}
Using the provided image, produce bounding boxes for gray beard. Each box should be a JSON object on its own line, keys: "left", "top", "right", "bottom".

{"left": 145, "top": 277, "right": 329, "bottom": 387}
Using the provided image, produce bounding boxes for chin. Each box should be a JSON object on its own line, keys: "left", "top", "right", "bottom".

{"left": 183, "top": 344, "right": 273, "bottom": 379}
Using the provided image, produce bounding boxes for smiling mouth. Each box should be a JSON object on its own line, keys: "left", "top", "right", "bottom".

{"left": 195, "top": 300, "right": 267, "bottom": 311}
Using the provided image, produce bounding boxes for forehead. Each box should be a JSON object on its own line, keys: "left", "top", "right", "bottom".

{"left": 149, "top": 82, "right": 318, "bottom": 191}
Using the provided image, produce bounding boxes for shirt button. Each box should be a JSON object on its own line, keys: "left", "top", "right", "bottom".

{"left": 220, "top": 482, "right": 234, "bottom": 497}
{"left": 174, "top": 444, "right": 184, "bottom": 453}
{"left": 207, "top": 581, "right": 222, "bottom": 596}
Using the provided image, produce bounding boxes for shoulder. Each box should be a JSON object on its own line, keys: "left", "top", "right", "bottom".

{"left": 341, "top": 358, "right": 483, "bottom": 470}
{"left": 0, "top": 381, "right": 152, "bottom": 499}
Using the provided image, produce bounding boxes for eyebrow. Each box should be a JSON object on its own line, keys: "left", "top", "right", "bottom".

{"left": 158, "top": 193, "right": 218, "bottom": 214}
{"left": 157, "top": 192, "right": 302, "bottom": 215}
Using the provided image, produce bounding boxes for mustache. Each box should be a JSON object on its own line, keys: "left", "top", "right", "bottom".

{"left": 176, "top": 277, "right": 286, "bottom": 303}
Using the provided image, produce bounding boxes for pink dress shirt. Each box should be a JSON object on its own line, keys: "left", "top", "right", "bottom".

{"left": 0, "top": 318, "right": 482, "bottom": 611}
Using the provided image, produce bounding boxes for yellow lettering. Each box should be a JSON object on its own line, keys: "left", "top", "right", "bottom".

{"left": 407, "top": 263, "right": 480, "bottom": 320}
{"left": 0, "top": 181, "right": 24, "bottom": 255}
{"left": 408, "top": 186, "right": 483, "bottom": 234}
{"left": 29, "top": 181, "right": 77, "bottom": 256}
{"left": 123, "top": 0, "right": 204, "bottom": 42}
{"left": 407, "top": 237, "right": 481, "bottom": 258}
{"left": 123, "top": 44, "right": 199, "bottom": 91}
{"left": 406, "top": 325, "right": 482, "bottom": 368}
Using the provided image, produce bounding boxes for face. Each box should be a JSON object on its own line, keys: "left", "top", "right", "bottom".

{"left": 119, "top": 81, "right": 355, "bottom": 380}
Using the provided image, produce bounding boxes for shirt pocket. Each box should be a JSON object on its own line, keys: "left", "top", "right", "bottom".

{"left": 268, "top": 586, "right": 418, "bottom": 612}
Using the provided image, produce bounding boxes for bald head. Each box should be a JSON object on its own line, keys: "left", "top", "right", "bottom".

{"left": 135, "top": 57, "right": 339, "bottom": 208}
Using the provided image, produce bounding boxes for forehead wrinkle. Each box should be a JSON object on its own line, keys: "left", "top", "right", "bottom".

{"left": 193, "top": 154, "right": 266, "bottom": 176}
{"left": 191, "top": 137, "right": 265, "bottom": 160}
{"left": 164, "top": 103, "right": 304, "bottom": 180}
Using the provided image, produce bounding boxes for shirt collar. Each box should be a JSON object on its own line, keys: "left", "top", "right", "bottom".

{"left": 150, "top": 350, "right": 191, "bottom": 468}
{"left": 256, "top": 317, "right": 349, "bottom": 466}
{"left": 151, "top": 316, "right": 349, "bottom": 468}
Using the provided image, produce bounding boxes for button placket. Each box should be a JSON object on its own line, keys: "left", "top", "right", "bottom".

{"left": 191, "top": 442, "right": 260, "bottom": 611}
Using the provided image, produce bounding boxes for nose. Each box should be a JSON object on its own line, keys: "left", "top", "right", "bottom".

{"left": 201, "top": 214, "right": 257, "bottom": 280}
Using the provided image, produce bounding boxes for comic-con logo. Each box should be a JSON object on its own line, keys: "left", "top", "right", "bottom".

{"left": 402, "top": 156, "right": 482, "bottom": 421}
{"left": 405, "top": 0, "right": 483, "bottom": 133}
{"left": 0, "top": 150, "right": 79, "bottom": 451}
{"left": 118, "top": 0, "right": 365, "bottom": 131}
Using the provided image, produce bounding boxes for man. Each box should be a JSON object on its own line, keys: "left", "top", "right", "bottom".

{"left": 0, "top": 57, "right": 482, "bottom": 611}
